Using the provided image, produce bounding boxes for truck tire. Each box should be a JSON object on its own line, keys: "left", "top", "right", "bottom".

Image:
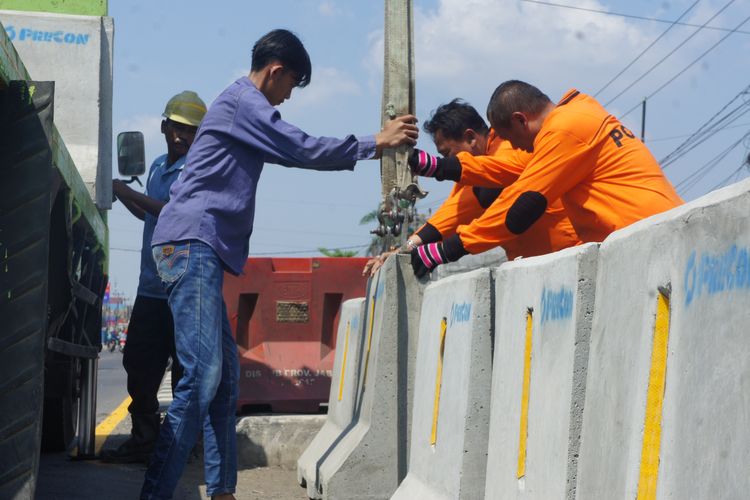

{"left": 41, "top": 358, "right": 77, "bottom": 452}
{"left": 0, "top": 82, "right": 53, "bottom": 499}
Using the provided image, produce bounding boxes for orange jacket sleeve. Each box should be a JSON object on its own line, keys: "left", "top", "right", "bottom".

{"left": 452, "top": 130, "right": 595, "bottom": 255}
{"left": 415, "top": 184, "right": 500, "bottom": 242}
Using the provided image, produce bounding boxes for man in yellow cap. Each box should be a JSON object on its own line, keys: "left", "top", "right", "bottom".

{"left": 102, "top": 91, "right": 207, "bottom": 463}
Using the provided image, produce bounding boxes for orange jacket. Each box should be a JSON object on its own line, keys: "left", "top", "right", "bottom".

{"left": 453, "top": 89, "right": 683, "bottom": 255}
{"left": 417, "top": 131, "right": 580, "bottom": 260}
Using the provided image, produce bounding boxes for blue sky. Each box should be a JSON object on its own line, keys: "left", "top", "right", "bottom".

{"left": 107, "top": 0, "right": 750, "bottom": 300}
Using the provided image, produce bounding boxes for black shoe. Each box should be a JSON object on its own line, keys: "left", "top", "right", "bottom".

{"left": 100, "top": 437, "right": 154, "bottom": 464}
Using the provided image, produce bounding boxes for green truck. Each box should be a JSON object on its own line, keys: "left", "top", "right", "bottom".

{"left": 0, "top": 1, "right": 114, "bottom": 497}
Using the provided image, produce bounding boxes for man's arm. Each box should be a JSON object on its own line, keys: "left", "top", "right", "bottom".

{"left": 113, "top": 179, "right": 167, "bottom": 219}
{"left": 235, "top": 98, "right": 417, "bottom": 169}
{"left": 408, "top": 147, "right": 526, "bottom": 187}
{"left": 450, "top": 130, "right": 595, "bottom": 256}
{"left": 364, "top": 184, "right": 500, "bottom": 277}
{"left": 454, "top": 151, "right": 525, "bottom": 187}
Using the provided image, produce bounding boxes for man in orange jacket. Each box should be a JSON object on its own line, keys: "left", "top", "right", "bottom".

{"left": 407, "top": 81, "right": 683, "bottom": 276}
{"left": 364, "top": 99, "right": 580, "bottom": 278}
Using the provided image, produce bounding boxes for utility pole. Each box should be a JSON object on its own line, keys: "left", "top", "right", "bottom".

{"left": 641, "top": 97, "right": 647, "bottom": 142}
{"left": 371, "top": 0, "right": 425, "bottom": 244}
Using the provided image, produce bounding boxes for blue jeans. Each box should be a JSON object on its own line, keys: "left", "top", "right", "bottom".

{"left": 141, "top": 240, "right": 239, "bottom": 499}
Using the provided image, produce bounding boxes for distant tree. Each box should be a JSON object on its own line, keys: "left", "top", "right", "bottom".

{"left": 318, "top": 247, "right": 359, "bottom": 257}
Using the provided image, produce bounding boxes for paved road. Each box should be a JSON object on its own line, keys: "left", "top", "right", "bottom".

{"left": 96, "top": 349, "right": 130, "bottom": 424}
{"left": 36, "top": 350, "right": 305, "bottom": 500}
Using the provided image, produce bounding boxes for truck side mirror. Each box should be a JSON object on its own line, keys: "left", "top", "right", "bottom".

{"left": 117, "top": 131, "right": 146, "bottom": 177}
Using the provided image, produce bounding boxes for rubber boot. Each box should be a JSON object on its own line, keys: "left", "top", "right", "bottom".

{"left": 100, "top": 413, "right": 160, "bottom": 463}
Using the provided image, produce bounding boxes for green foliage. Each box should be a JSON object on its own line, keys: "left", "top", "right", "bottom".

{"left": 318, "top": 247, "right": 358, "bottom": 257}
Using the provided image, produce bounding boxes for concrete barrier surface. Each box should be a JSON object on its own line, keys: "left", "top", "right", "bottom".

{"left": 317, "top": 255, "right": 426, "bottom": 500}
{"left": 485, "top": 243, "right": 598, "bottom": 500}
{"left": 297, "top": 297, "right": 366, "bottom": 498}
{"left": 576, "top": 178, "right": 750, "bottom": 499}
{"left": 392, "top": 268, "right": 494, "bottom": 500}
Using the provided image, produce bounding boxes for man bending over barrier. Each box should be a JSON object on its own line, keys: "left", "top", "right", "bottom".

{"left": 407, "top": 81, "right": 683, "bottom": 277}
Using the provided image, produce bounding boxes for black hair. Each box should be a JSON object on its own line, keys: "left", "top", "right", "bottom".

{"left": 251, "top": 29, "right": 311, "bottom": 87}
{"left": 422, "top": 98, "right": 489, "bottom": 140}
{"left": 486, "top": 80, "right": 551, "bottom": 129}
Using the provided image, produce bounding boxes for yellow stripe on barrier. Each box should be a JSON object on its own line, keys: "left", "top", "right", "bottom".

{"left": 337, "top": 321, "right": 351, "bottom": 401}
{"left": 95, "top": 395, "right": 132, "bottom": 455}
{"left": 430, "top": 318, "right": 448, "bottom": 446}
{"left": 361, "top": 295, "right": 377, "bottom": 386}
{"left": 517, "top": 309, "right": 533, "bottom": 479}
{"left": 636, "top": 291, "right": 671, "bottom": 500}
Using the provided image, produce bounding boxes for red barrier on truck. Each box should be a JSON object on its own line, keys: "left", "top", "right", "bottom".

{"left": 224, "top": 257, "right": 369, "bottom": 413}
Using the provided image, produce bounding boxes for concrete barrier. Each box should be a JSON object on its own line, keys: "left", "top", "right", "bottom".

{"left": 236, "top": 414, "right": 326, "bottom": 470}
{"left": 317, "top": 254, "right": 426, "bottom": 500}
{"left": 0, "top": 10, "right": 113, "bottom": 208}
{"left": 576, "top": 178, "right": 750, "bottom": 499}
{"left": 434, "top": 247, "right": 506, "bottom": 280}
{"left": 485, "top": 243, "right": 598, "bottom": 500}
{"left": 297, "top": 297, "right": 366, "bottom": 497}
{"left": 392, "top": 268, "right": 494, "bottom": 500}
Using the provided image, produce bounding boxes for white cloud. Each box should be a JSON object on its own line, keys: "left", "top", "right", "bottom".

{"left": 280, "top": 66, "right": 362, "bottom": 121}
{"left": 318, "top": 1, "right": 342, "bottom": 17}
{"left": 365, "top": 0, "right": 673, "bottom": 114}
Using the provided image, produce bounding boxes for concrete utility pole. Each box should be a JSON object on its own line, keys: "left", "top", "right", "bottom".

{"left": 371, "top": 0, "right": 426, "bottom": 244}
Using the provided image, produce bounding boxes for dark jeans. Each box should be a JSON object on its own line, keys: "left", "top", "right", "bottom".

{"left": 123, "top": 295, "right": 183, "bottom": 416}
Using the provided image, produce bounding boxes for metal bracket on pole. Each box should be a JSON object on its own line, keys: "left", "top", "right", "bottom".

{"left": 372, "top": 0, "right": 427, "bottom": 240}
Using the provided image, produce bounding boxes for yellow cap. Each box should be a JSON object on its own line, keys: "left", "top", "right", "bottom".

{"left": 163, "top": 91, "right": 207, "bottom": 127}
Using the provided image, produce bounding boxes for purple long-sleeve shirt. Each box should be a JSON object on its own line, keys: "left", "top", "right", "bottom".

{"left": 152, "top": 77, "right": 377, "bottom": 275}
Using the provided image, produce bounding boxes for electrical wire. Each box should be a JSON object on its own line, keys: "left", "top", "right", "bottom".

{"left": 659, "top": 83, "right": 750, "bottom": 168}
{"left": 249, "top": 243, "right": 370, "bottom": 256}
{"left": 675, "top": 132, "right": 748, "bottom": 195}
{"left": 595, "top": 0, "right": 699, "bottom": 98}
{"left": 707, "top": 162, "right": 748, "bottom": 191}
{"left": 518, "top": 0, "right": 750, "bottom": 35}
{"left": 619, "top": 12, "right": 750, "bottom": 120}
{"left": 647, "top": 121, "right": 750, "bottom": 142}
{"left": 604, "top": 0, "right": 736, "bottom": 108}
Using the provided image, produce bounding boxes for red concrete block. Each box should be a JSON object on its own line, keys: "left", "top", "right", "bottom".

{"left": 224, "top": 257, "right": 369, "bottom": 413}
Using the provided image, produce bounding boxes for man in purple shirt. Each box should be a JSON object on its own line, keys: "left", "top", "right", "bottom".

{"left": 141, "top": 29, "right": 417, "bottom": 500}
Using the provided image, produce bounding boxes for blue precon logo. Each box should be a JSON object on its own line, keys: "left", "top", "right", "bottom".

{"left": 5, "top": 25, "right": 90, "bottom": 45}
{"left": 684, "top": 246, "right": 750, "bottom": 306}
{"left": 449, "top": 302, "right": 472, "bottom": 326}
{"left": 540, "top": 286, "right": 573, "bottom": 324}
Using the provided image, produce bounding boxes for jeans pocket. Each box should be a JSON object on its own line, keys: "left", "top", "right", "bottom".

{"left": 152, "top": 242, "right": 190, "bottom": 284}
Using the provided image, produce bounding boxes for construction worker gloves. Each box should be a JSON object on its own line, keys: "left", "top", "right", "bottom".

{"left": 410, "top": 241, "right": 449, "bottom": 279}
{"left": 408, "top": 148, "right": 442, "bottom": 177}
{"left": 408, "top": 148, "right": 462, "bottom": 182}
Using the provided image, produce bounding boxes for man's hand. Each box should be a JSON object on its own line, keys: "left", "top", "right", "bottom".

{"left": 410, "top": 242, "right": 448, "bottom": 279}
{"left": 112, "top": 179, "right": 133, "bottom": 201}
{"left": 362, "top": 249, "right": 399, "bottom": 277}
{"left": 374, "top": 114, "right": 418, "bottom": 158}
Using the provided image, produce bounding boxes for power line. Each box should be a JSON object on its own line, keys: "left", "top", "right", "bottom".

{"left": 647, "top": 121, "right": 750, "bottom": 142}
{"left": 519, "top": 0, "right": 750, "bottom": 35}
{"left": 660, "top": 83, "right": 750, "bottom": 168}
{"left": 675, "top": 132, "right": 748, "bottom": 195}
{"left": 620, "top": 12, "right": 750, "bottom": 120}
{"left": 604, "top": 0, "right": 736, "bottom": 107}
{"left": 595, "top": 0, "right": 699, "bottom": 98}
{"left": 708, "top": 162, "right": 749, "bottom": 192}
{"left": 249, "top": 243, "right": 370, "bottom": 256}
